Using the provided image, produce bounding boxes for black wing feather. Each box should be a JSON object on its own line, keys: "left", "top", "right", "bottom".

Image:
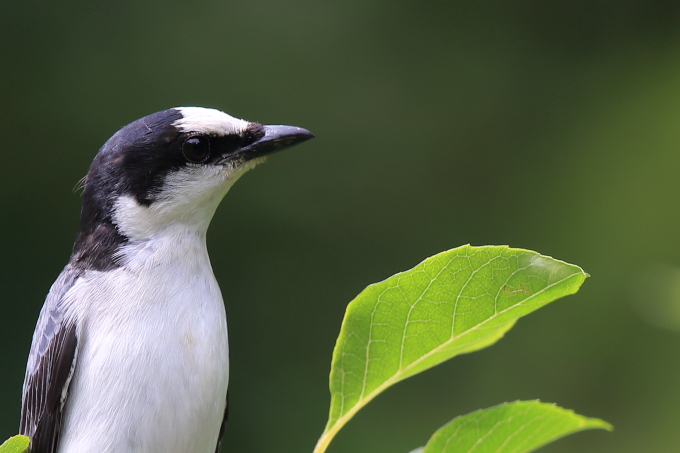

{"left": 20, "top": 266, "right": 81, "bottom": 453}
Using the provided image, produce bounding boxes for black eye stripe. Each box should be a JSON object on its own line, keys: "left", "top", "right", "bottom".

{"left": 114, "top": 124, "right": 266, "bottom": 206}
{"left": 206, "top": 135, "right": 244, "bottom": 157}
{"left": 203, "top": 126, "right": 264, "bottom": 160}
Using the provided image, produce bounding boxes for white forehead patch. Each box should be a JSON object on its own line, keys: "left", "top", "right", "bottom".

{"left": 173, "top": 107, "right": 248, "bottom": 136}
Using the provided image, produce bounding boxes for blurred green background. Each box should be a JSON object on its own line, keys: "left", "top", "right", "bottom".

{"left": 2, "top": 1, "right": 680, "bottom": 452}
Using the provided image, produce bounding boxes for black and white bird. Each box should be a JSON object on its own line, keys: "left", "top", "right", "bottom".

{"left": 18, "top": 107, "right": 314, "bottom": 453}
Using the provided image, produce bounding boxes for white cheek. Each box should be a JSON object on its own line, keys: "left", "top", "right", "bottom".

{"left": 113, "top": 196, "right": 159, "bottom": 241}
{"left": 112, "top": 161, "right": 261, "bottom": 241}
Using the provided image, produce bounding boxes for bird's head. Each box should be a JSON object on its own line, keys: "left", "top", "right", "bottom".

{"left": 73, "top": 107, "right": 313, "bottom": 270}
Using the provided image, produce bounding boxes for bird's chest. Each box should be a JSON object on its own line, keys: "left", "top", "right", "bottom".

{"left": 60, "top": 244, "right": 229, "bottom": 453}
{"left": 85, "top": 269, "right": 229, "bottom": 381}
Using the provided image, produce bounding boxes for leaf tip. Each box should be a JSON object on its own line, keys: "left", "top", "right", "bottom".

{"left": 585, "top": 417, "right": 614, "bottom": 432}
{"left": 532, "top": 400, "right": 612, "bottom": 432}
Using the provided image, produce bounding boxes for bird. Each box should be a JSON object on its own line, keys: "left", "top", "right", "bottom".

{"left": 18, "top": 107, "right": 314, "bottom": 453}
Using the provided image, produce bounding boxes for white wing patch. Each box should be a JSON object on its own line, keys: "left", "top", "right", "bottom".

{"left": 173, "top": 107, "right": 248, "bottom": 136}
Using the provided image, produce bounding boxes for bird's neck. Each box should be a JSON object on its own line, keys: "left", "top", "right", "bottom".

{"left": 72, "top": 192, "right": 221, "bottom": 272}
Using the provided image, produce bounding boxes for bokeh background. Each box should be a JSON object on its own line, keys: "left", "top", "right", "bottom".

{"left": 2, "top": 1, "right": 680, "bottom": 452}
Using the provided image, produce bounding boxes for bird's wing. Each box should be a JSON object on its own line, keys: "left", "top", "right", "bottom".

{"left": 20, "top": 266, "right": 82, "bottom": 453}
{"left": 215, "top": 392, "right": 229, "bottom": 453}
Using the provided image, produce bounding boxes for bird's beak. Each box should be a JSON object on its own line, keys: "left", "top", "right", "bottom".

{"left": 238, "top": 125, "right": 315, "bottom": 161}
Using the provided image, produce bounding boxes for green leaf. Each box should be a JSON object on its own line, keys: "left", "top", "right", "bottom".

{"left": 0, "top": 435, "right": 30, "bottom": 453}
{"left": 421, "top": 401, "right": 611, "bottom": 453}
{"left": 314, "top": 245, "right": 588, "bottom": 453}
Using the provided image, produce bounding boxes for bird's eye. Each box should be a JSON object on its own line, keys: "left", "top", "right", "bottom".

{"left": 182, "top": 136, "right": 210, "bottom": 163}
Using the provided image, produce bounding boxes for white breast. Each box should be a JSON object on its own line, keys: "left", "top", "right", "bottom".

{"left": 57, "top": 228, "right": 229, "bottom": 453}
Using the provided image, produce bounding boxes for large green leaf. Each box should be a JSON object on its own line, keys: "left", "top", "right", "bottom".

{"left": 421, "top": 401, "right": 611, "bottom": 453}
{"left": 314, "top": 245, "right": 588, "bottom": 453}
{"left": 0, "top": 435, "right": 29, "bottom": 453}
